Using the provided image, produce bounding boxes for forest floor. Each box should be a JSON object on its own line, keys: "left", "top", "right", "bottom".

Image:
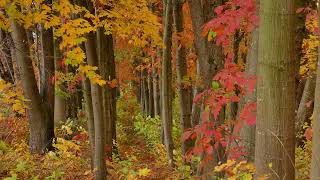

{"left": 0, "top": 97, "right": 178, "bottom": 179}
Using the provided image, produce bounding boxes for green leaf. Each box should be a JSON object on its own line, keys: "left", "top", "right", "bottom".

{"left": 211, "top": 81, "right": 220, "bottom": 90}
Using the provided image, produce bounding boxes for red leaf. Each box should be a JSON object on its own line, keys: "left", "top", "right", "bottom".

{"left": 296, "top": 8, "right": 305, "bottom": 13}
{"left": 193, "top": 146, "right": 204, "bottom": 155}
{"left": 182, "top": 130, "right": 193, "bottom": 141}
{"left": 305, "top": 127, "right": 313, "bottom": 140}
{"left": 214, "top": 6, "right": 224, "bottom": 15}
{"left": 205, "top": 146, "right": 213, "bottom": 155}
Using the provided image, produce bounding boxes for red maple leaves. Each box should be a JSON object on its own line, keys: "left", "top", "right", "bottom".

{"left": 183, "top": 0, "right": 258, "bottom": 163}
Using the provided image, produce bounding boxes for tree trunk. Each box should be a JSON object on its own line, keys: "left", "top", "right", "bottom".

{"left": 152, "top": 57, "right": 160, "bottom": 116}
{"left": 10, "top": 20, "right": 50, "bottom": 154}
{"left": 85, "top": 31, "right": 107, "bottom": 179}
{"left": 173, "top": 0, "right": 193, "bottom": 157}
{"left": 82, "top": 77, "right": 95, "bottom": 169}
{"left": 148, "top": 72, "right": 154, "bottom": 117}
{"left": 40, "top": 5, "right": 55, "bottom": 144}
{"left": 188, "top": 0, "right": 225, "bottom": 126}
{"left": 296, "top": 73, "right": 316, "bottom": 146}
{"left": 54, "top": 39, "right": 66, "bottom": 126}
{"left": 161, "top": 0, "right": 174, "bottom": 167}
{"left": 311, "top": 59, "right": 320, "bottom": 179}
{"left": 97, "top": 29, "right": 117, "bottom": 157}
{"left": 255, "top": 0, "right": 297, "bottom": 178}
{"left": 0, "top": 31, "right": 15, "bottom": 83}
{"left": 238, "top": 28, "right": 258, "bottom": 162}
{"left": 310, "top": 3, "right": 320, "bottom": 178}
{"left": 143, "top": 70, "right": 150, "bottom": 116}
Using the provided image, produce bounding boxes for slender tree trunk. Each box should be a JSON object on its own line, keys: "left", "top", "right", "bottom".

{"left": 238, "top": 28, "right": 258, "bottom": 162}
{"left": 173, "top": 0, "right": 193, "bottom": 157}
{"left": 140, "top": 70, "right": 145, "bottom": 112}
{"left": 40, "top": 5, "right": 55, "bottom": 144}
{"left": 11, "top": 20, "right": 49, "bottom": 154}
{"left": 83, "top": 77, "right": 95, "bottom": 169}
{"left": 143, "top": 70, "right": 150, "bottom": 115}
{"left": 97, "top": 29, "right": 117, "bottom": 156}
{"left": 296, "top": 73, "right": 316, "bottom": 146}
{"left": 188, "top": 0, "right": 211, "bottom": 126}
{"left": 161, "top": 0, "right": 174, "bottom": 167}
{"left": 85, "top": 31, "right": 107, "bottom": 179}
{"left": 188, "top": 0, "right": 225, "bottom": 126}
{"left": 255, "top": 0, "right": 297, "bottom": 178}
{"left": 148, "top": 72, "right": 154, "bottom": 117}
{"left": 152, "top": 57, "right": 160, "bottom": 116}
{"left": 0, "top": 31, "right": 15, "bottom": 83}
{"left": 54, "top": 39, "right": 66, "bottom": 126}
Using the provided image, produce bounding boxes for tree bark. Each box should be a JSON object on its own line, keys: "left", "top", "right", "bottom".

{"left": 10, "top": 20, "right": 50, "bottom": 154}
{"left": 238, "top": 28, "right": 258, "bottom": 162}
{"left": 148, "top": 71, "right": 154, "bottom": 117}
{"left": 143, "top": 70, "right": 150, "bottom": 115}
{"left": 188, "top": 0, "right": 225, "bottom": 126}
{"left": 152, "top": 57, "right": 161, "bottom": 116}
{"left": 310, "top": 3, "right": 320, "bottom": 178}
{"left": 173, "top": 0, "right": 193, "bottom": 157}
{"left": 54, "top": 39, "right": 66, "bottom": 126}
{"left": 296, "top": 73, "right": 316, "bottom": 146}
{"left": 161, "top": 0, "right": 174, "bottom": 167}
{"left": 85, "top": 31, "right": 107, "bottom": 179}
{"left": 255, "top": 0, "right": 297, "bottom": 178}
{"left": 97, "top": 29, "right": 117, "bottom": 157}
{"left": 40, "top": 4, "right": 55, "bottom": 144}
{"left": 83, "top": 77, "right": 95, "bottom": 169}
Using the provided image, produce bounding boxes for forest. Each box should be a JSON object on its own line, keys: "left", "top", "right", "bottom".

{"left": 0, "top": 0, "right": 320, "bottom": 179}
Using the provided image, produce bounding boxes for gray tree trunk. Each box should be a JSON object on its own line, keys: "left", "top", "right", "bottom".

{"left": 152, "top": 57, "right": 161, "bottom": 116}
{"left": 54, "top": 39, "right": 66, "bottom": 126}
{"left": 85, "top": 31, "right": 107, "bottom": 179}
{"left": 310, "top": 3, "right": 320, "bottom": 178}
{"left": 11, "top": 20, "right": 50, "bottom": 154}
{"left": 148, "top": 72, "right": 154, "bottom": 117}
{"left": 238, "top": 28, "right": 258, "bottom": 162}
{"left": 40, "top": 6, "right": 55, "bottom": 144}
{"left": 83, "top": 77, "right": 95, "bottom": 169}
{"left": 296, "top": 73, "right": 316, "bottom": 146}
{"left": 255, "top": 0, "right": 297, "bottom": 178}
{"left": 161, "top": 0, "right": 174, "bottom": 167}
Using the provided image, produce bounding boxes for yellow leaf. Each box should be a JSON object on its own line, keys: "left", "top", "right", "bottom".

{"left": 138, "top": 168, "right": 151, "bottom": 177}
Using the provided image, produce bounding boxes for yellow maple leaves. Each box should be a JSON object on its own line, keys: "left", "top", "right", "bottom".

{"left": 300, "top": 12, "right": 319, "bottom": 76}
{"left": 0, "top": 80, "right": 27, "bottom": 118}
{"left": 79, "top": 65, "right": 106, "bottom": 86}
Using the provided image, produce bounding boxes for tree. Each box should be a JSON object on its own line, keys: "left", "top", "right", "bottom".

{"left": 97, "top": 28, "right": 117, "bottom": 156}
{"left": 54, "top": 39, "right": 66, "bottom": 126}
{"left": 255, "top": 0, "right": 297, "bottom": 178}
{"left": 239, "top": 19, "right": 259, "bottom": 162}
{"left": 188, "top": 0, "right": 225, "bottom": 126}
{"left": 161, "top": 0, "right": 174, "bottom": 167}
{"left": 10, "top": 19, "right": 52, "bottom": 153}
{"left": 40, "top": 0, "right": 55, "bottom": 144}
{"left": 310, "top": 2, "right": 320, "bottom": 178}
{"left": 82, "top": 76, "right": 95, "bottom": 169}
{"left": 173, "top": 0, "right": 193, "bottom": 157}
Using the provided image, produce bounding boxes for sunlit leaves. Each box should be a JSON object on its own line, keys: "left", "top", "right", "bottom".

{"left": 299, "top": 8, "right": 319, "bottom": 76}
{"left": 78, "top": 65, "right": 106, "bottom": 86}
{"left": 0, "top": 80, "right": 27, "bottom": 117}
